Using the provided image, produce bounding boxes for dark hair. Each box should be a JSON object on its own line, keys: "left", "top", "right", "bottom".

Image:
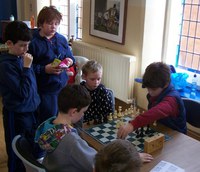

{"left": 58, "top": 84, "right": 91, "bottom": 113}
{"left": 5, "top": 21, "right": 32, "bottom": 44}
{"left": 82, "top": 60, "right": 103, "bottom": 75}
{"left": 142, "top": 62, "right": 171, "bottom": 88}
{"left": 37, "top": 6, "right": 62, "bottom": 27}
{"left": 95, "top": 139, "right": 142, "bottom": 172}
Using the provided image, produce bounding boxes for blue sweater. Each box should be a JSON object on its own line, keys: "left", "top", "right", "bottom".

{"left": 29, "top": 31, "right": 75, "bottom": 94}
{"left": 0, "top": 54, "right": 40, "bottom": 112}
{"left": 147, "top": 84, "right": 187, "bottom": 134}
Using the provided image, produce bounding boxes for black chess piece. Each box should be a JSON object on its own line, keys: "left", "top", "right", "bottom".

{"left": 93, "top": 119, "right": 98, "bottom": 125}
{"left": 97, "top": 118, "right": 103, "bottom": 124}
{"left": 139, "top": 127, "right": 145, "bottom": 137}
{"left": 145, "top": 125, "right": 150, "bottom": 134}
{"left": 135, "top": 128, "right": 140, "bottom": 138}
{"left": 103, "top": 116, "right": 108, "bottom": 123}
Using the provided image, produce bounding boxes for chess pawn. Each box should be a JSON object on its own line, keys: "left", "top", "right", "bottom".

{"left": 153, "top": 121, "right": 157, "bottom": 126}
{"left": 130, "top": 104, "right": 133, "bottom": 112}
{"left": 127, "top": 108, "right": 131, "bottom": 116}
{"left": 117, "top": 108, "right": 122, "bottom": 118}
{"left": 132, "top": 109, "right": 140, "bottom": 118}
{"left": 108, "top": 113, "right": 113, "bottom": 121}
{"left": 113, "top": 110, "right": 118, "bottom": 119}
{"left": 124, "top": 109, "right": 128, "bottom": 116}
{"left": 116, "top": 119, "right": 124, "bottom": 129}
{"left": 133, "top": 106, "right": 136, "bottom": 114}
{"left": 136, "top": 109, "right": 140, "bottom": 116}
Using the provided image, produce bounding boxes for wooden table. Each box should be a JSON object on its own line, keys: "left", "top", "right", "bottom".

{"left": 80, "top": 123, "right": 200, "bottom": 172}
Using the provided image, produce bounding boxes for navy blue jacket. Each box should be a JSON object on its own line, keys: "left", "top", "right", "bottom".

{"left": 29, "top": 31, "right": 75, "bottom": 94}
{"left": 0, "top": 54, "right": 40, "bottom": 112}
{"left": 147, "top": 84, "right": 187, "bottom": 134}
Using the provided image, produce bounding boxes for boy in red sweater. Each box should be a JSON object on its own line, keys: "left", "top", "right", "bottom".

{"left": 117, "top": 62, "right": 186, "bottom": 139}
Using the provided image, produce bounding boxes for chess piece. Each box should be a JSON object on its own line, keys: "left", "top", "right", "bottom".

{"left": 108, "top": 113, "right": 113, "bottom": 121}
{"left": 145, "top": 124, "right": 150, "bottom": 134}
{"left": 113, "top": 110, "right": 118, "bottom": 119}
{"left": 124, "top": 109, "right": 128, "bottom": 116}
{"left": 116, "top": 119, "right": 124, "bottom": 129}
{"left": 117, "top": 106, "right": 122, "bottom": 118}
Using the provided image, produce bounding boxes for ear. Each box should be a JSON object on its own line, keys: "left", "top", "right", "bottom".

{"left": 6, "top": 40, "right": 13, "bottom": 47}
{"left": 68, "top": 108, "right": 78, "bottom": 117}
{"left": 163, "top": 82, "right": 169, "bottom": 89}
{"left": 82, "top": 74, "right": 86, "bottom": 80}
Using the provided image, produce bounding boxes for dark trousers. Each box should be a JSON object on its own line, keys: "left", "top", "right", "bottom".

{"left": 37, "top": 93, "right": 58, "bottom": 124}
{"left": 3, "top": 107, "right": 40, "bottom": 172}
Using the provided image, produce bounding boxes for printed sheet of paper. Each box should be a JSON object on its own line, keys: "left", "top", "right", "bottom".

{"left": 150, "top": 160, "right": 185, "bottom": 172}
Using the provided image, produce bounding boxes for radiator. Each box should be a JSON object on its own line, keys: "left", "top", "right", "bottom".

{"left": 72, "top": 41, "right": 136, "bottom": 103}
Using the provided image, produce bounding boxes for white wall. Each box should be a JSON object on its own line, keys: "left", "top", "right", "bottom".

{"left": 141, "top": 0, "right": 167, "bottom": 74}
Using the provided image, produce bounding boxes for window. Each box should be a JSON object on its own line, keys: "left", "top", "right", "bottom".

{"left": 177, "top": 0, "right": 200, "bottom": 73}
{"left": 50, "top": 0, "right": 83, "bottom": 40}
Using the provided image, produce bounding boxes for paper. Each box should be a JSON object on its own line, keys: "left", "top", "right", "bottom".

{"left": 150, "top": 160, "right": 185, "bottom": 172}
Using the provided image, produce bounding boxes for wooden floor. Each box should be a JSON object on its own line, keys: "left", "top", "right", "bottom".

{"left": 0, "top": 97, "right": 8, "bottom": 172}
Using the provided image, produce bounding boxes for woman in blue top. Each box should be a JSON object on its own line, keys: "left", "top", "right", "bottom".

{"left": 29, "top": 6, "right": 75, "bottom": 124}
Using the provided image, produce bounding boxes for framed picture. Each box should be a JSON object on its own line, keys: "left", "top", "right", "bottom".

{"left": 90, "top": 0, "right": 128, "bottom": 44}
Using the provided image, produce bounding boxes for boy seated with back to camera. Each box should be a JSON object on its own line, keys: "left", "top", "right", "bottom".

{"left": 35, "top": 85, "right": 153, "bottom": 172}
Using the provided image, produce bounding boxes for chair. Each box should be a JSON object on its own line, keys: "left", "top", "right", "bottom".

{"left": 12, "top": 135, "right": 47, "bottom": 172}
{"left": 74, "top": 56, "right": 89, "bottom": 84}
{"left": 182, "top": 98, "right": 200, "bottom": 128}
{"left": 107, "top": 88, "right": 115, "bottom": 110}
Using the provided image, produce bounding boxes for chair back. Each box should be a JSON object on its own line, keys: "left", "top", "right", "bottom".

{"left": 74, "top": 56, "right": 89, "bottom": 84}
{"left": 182, "top": 98, "right": 200, "bottom": 128}
{"left": 107, "top": 88, "right": 115, "bottom": 111}
{"left": 12, "top": 135, "right": 47, "bottom": 172}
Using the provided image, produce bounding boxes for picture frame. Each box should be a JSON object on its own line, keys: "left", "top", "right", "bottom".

{"left": 90, "top": 0, "right": 128, "bottom": 44}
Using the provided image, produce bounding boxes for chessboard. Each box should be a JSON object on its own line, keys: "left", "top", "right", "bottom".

{"left": 83, "top": 116, "right": 171, "bottom": 152}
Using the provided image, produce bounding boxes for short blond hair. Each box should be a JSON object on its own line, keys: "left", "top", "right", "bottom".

{"left": 82, "top": 60, "right": 103, "bottom": 75}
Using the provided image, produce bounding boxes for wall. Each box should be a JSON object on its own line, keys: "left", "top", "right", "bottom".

{"left": 0, "top": 0, "right": 17, "bottom": 41}
{"left": 17, "top": 0, "right": 49, "bottom": 26}
{"left": 82, "top": 0, "right": 146, "bottom": 80}
{"left": 82, "top": 0, "right": 167, "bottom": 105}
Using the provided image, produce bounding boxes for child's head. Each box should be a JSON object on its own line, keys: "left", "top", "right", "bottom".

{"left": 94, "top": 139, "right": 142, "bottom": 172}
{"left": 58, "top": 84, "right": 91, "bottom": 123}
{"left": 82, "top": 60, "right": 103, "bottom": 90}
{"left": 142, "top": 62, "right": 171, "bottom": 97}
{"left": 37, "top": 6, "right": 62, "bottom": 37}
{"left": 5, "top": 21, "right": 32, "bottom": 56}
{"left": 37, "top": 6, "right": 62, "bottom": 27}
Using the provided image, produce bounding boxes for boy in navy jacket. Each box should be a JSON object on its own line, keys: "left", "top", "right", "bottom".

{"left": 0, "top": 21, "right": 40, "bottom": 172}
{"left": 117, "top": 62, "right": 186, "bottom": 139}
{"left": 29, "top": 6, "right": 75, "bottom": 124}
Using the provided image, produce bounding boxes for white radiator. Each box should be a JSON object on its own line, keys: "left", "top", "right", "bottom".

{"left": 72, "top": 41, "right": 136, "bottom": 103}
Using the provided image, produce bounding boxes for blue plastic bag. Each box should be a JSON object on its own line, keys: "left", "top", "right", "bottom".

{"left": 171, "top": 73, "right": 189, "bottom": 91}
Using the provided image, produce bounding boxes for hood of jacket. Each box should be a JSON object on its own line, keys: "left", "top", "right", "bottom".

{"left": 35, "top": 117, "right": 76, "bottom": 152}
{"left": 0, "top": 53, "right": 21, "bottom": 63}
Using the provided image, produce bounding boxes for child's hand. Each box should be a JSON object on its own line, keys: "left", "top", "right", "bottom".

{"left": 22, "top": 53, "right": 33, "bottom": 68}
{"left": 45, "top": 63, "right": 62, "bottom": 75}
{"left": 117, "top": 123, "right": 133, "bottom": 139}
{"left": 139, "top": 153, "right": 153, "bottom": 163}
